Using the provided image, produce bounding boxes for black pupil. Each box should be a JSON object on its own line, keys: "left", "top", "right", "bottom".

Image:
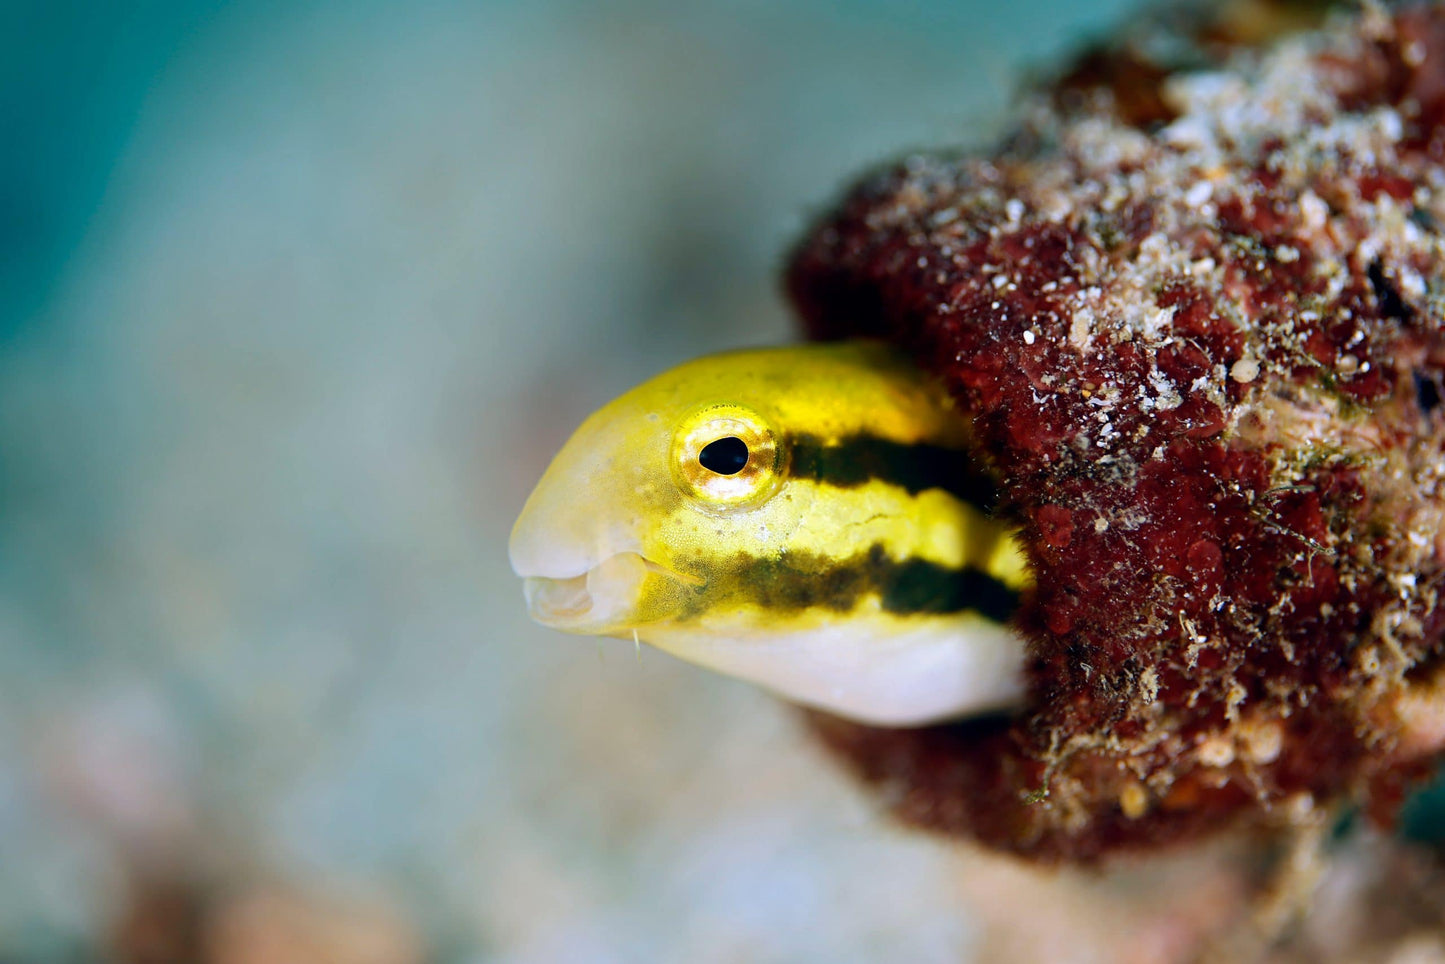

{"left": 698, "top": 436, "right": 750, "bottom": 475}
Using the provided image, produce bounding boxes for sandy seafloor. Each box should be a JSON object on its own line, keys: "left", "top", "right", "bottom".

{"left": 0, "top": 1, "right": 1178, "bottom": 961}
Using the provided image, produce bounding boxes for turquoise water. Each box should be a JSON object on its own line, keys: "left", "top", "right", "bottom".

{"left": 0, "top": 2, "right": 1150, "bottom": 961}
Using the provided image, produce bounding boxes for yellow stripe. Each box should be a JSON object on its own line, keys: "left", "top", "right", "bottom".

{"left": 657, "top": 480, "right": 1020, "bottom": 573}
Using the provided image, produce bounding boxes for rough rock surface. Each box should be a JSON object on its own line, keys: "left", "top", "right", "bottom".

{"left": 788, "top": 2, "right": 1445, "bottom": 860}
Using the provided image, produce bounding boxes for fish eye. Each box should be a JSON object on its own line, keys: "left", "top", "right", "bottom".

{"left": 672, "top": 405, "right": 782, "bottom": 509}
{"left": 698, "top": 436, "right": 749, "bottom": 475}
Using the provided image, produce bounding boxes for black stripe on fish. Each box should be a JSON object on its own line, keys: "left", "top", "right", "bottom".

{"left": 680, "top": 545, "right": 1020, "bottom": 621}
{"left": 787, "top": 434, "right": 998, "bottom": 511}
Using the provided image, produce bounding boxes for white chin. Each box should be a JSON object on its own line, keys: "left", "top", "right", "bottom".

{"left": 522, "top": 552, "right": 651, "bottom": 634}
{"left": 645, "top": 615, "right": 1029, "bottom": 727}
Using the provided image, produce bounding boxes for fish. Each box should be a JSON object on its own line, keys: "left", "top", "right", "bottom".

{"left": 508, "top": 341, "right": 1032, "bottom": 726}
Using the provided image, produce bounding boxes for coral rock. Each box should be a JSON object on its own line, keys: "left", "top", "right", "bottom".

{"left": 787, "top": 2, "right": 1445, "bottom": 860}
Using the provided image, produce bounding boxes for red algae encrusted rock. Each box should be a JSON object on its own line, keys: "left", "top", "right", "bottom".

{"left": 787, "top": 3, "right": 1445, "bottom": 860}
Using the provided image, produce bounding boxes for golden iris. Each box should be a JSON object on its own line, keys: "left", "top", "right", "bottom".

{"left": 670, "top": 404, "right": 783, "bottom": 509}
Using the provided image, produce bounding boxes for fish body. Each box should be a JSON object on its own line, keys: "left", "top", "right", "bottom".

{"left": 509, "top": 341, "right": 1030, "bottom": 725}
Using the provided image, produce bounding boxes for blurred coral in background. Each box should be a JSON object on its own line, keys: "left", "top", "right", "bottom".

{"left": 0, "top": 1, "right": 1147, "bottom": 961}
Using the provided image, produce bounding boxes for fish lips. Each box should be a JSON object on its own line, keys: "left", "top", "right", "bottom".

{"left": 522, "top": 552, "right": 694, "bottom": 635}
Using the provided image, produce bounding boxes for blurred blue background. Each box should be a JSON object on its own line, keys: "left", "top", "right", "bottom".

{"left": 0, "top": 1, "right": 1143, "bottom": 961}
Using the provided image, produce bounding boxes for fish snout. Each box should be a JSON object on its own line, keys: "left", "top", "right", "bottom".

{"left": 520, "top": 552, "right": 658, "bottom": 633}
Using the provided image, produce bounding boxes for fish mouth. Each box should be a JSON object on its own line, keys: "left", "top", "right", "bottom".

{"left": 522, "top": 552, "right": 697, "bottom": 633}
